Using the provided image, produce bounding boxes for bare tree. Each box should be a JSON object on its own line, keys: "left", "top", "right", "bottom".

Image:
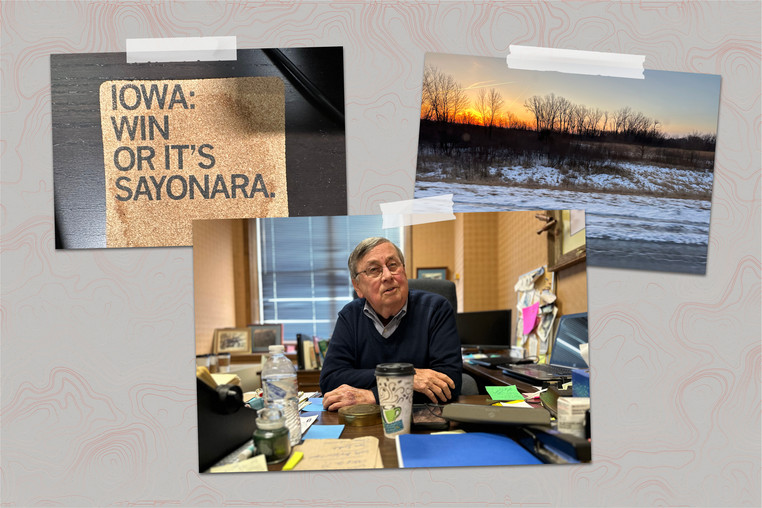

{"left": 474, "top": 87, "right": 505, "bottom": 137}
{"left": 587, "top": 108, "right": 604, "bottom": 136}
{"left": 421, "top": 65, "right": 469, "bottom": 124}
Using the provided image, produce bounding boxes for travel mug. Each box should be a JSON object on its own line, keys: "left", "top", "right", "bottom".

{"left": 375, "top": 363, "right": 415, "bottom": 438}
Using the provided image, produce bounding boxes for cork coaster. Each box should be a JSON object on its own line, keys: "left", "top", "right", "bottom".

{"left": 99, "top": 77, "right": 287, "bottom": 247}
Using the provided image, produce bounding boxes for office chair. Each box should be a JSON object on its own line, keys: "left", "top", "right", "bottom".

{"left": 353, "top": 277, "right": 479, "bottom": 396}
{"left": 407, "top": 278, "right": 457, "bottom": 312}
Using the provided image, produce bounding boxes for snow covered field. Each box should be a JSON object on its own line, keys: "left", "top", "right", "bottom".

{"left": 418, "top": 161, "right": 714, "bottom": 198}
{"left": 415, "top": 162, "right": 714, "bottom": 273}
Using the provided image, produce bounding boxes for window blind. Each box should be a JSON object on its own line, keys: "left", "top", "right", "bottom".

{"left": 258, "top": 216, "right": 402, "bottom": 342}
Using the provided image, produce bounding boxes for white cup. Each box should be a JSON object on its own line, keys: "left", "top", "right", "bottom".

{"left": 375, "top": 363, "right": 415, "bottom": 438}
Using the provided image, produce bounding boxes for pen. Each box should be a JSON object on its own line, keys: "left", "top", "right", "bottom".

{"left": 235, "top": 445, "right": 256, "bottom": 462}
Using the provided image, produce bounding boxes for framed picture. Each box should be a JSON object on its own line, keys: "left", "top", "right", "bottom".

{"left": 416, "top": 267, "right": 448, "bottom": 280}
{"left": 213, "top": 328, "right": 251, "bottom": 355}
{"left": 248, "top": 324, "right": 283, "bottom": 352}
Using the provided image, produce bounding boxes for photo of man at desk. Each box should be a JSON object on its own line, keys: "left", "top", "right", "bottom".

{"left": 193, "top": 210, "right": 590, "bottom": 472}
{"left": 319, "top": 237, "right": 462, "bottom": 410}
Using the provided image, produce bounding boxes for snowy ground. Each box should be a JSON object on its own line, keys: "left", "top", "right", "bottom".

{"left": 418, "top": 161, "right": 714, "bottom": 198}
{"left": 415, "top": 162, "right": 714, "bottom": 273}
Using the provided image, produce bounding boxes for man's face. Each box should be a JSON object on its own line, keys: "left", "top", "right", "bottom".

{"left": 352, "top": 242, "right": 408, "bottom": 319}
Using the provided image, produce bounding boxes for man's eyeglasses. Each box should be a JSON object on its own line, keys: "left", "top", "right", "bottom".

{"left": 355, "top": 261, "right": 404, "bottom": 279}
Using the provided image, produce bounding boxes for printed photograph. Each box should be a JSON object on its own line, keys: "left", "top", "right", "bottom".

{"left": 51, "top": 47, "right": 346, "bottom": 249}
{"left": 193, "top": 211, "right": 589, "bottom": 473}
{"left": 414, "top": 52, "right": 721, "bottom": 274}
{"left": 214, "top": 328, "right": 250, "bottom": 354}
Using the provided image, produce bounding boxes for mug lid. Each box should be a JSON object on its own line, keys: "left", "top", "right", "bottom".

{"left": 375, "top": 362, "right": 415, "bottom": 376}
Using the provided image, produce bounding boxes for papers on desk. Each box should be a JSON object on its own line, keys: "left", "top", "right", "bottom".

{"left": 209, "top": 454, "right": 268, "bottom": 473}
{"left": 494, "top": 400, "right": 533, "bottom": 409}
{"left": 290, "top": 436, "right": 382, "bottom": 470}
{"left": 395, "top": 432, "right": 542, "bottom": 468}
{"left": 301, "top": 397, "right": 326, "bottom": 412}
{"left": 300, "top": 414, "right": 319, "bottom": 435}
{"left": 298, "top": 391, "right": 319, "bottom": 411}
{"left": 303, "top": 424, "right": 344, "bottom": 440}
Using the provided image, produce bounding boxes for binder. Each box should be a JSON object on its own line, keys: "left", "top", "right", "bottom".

{"left": 395, "top": 432, "right": 542, "bottom": 468}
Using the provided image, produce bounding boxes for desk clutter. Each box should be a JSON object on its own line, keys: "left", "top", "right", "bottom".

{"left": 198, "top": 339, "right": 592, "bottom": 472}
{"left": 200, "top": 378, "right": 591, "bottom": 472}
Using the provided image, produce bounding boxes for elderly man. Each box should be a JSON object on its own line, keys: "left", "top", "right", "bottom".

{"left": 319, "top": 237, "right": 462, "bottom": 411}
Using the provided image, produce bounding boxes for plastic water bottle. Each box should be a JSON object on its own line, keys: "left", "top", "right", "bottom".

{"left": 261, "top": 345, "right": 301, "bottom": 446}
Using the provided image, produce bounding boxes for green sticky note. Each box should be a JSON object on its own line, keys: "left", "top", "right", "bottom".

{"left": 486, "top": 385, "right": 523, "bottom": 401}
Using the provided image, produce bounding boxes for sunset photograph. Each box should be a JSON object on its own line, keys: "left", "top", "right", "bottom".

{"left": 414, "top": 52, "right": 721, "bottom": 274}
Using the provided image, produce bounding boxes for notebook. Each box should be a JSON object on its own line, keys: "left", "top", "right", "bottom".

{"left": 500, "top": 313, "right": 588, "bottom": 383}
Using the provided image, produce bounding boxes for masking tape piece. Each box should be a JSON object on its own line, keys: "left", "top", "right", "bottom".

{"left": 380, "top": 194, "right": 455, "bottom": 229}
{"left": 126, "top": 36, "right": 237, "bottom": 63}
{"left": 506, "top": 45, "right": 645, "bottom": 79}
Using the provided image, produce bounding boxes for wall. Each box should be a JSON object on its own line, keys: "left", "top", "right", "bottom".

{"left": 460, "top": 212, "right": 499, "bottom": 311}
{"left": 555, "top": 262, "right": 588, "bottom": 317}
{"left": 192, "top": 219, "right": 250, "bottom": 354}
{"left": 410, "top": 219, "right": 455, "bottom": 281}
{"left": 411, "top": 210, "right": 588, "bottom": 339}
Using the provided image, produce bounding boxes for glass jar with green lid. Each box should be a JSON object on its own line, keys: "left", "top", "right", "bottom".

{"left": 253, "top": 406, "right": 292, "bottom": 464}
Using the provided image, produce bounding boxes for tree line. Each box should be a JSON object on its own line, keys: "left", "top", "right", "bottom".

{"left": 421, "top": 65, "right": 715, "bottom": 150}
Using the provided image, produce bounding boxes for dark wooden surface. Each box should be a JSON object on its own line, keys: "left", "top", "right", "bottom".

{"left": 463, "top": 362, "right": 543, "bottom": 393}
{"left": 296, "top": 370, "right": 321, "bottom": 392}
{"left": 268, "top": 394, "right": 499, "bottom": 471}
{"left": 260, "top": 365, "right": 552, "bottom": 471}
{"left": 51, "top": 47, "right": 346, "bottom": 249}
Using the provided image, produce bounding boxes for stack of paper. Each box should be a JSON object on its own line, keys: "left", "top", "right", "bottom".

{"left": 290, "top": 436, "right": 382, "bottom": 470}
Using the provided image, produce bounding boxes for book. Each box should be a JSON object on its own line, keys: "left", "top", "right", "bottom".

{"left": 297, "top": 333, "right": 318, "bottom": 370}
{"left": 317, "top": 339, "right": 330, "bottom": 364}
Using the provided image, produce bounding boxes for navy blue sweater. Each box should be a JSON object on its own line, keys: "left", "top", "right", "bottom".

{"left": 319, "top": 289, "right": 462, "bottom": 403}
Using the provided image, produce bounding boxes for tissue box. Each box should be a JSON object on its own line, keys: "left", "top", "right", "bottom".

{"left": 572, "top": 369, "right": 590, "bottom": 397}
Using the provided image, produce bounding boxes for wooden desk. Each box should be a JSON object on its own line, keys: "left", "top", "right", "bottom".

{"left": 463, "top": 362, "right": 544, "bottom": 393}
{"left": 268, "top": 394, "right": 532, "bottom": 471}
{"left": 297, "top": 370, "right": 321, "bottom": 392}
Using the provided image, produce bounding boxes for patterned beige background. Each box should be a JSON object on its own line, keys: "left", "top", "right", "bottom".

{"left": 1, "top": 1, "right": 759, "bottom": 506}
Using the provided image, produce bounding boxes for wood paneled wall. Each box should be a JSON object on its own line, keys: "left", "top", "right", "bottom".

{"left": 410, "top": 211, "right": 587, "bottom": 342}
{"left": 193, "top": 219, "right": 251, "bottom": 354}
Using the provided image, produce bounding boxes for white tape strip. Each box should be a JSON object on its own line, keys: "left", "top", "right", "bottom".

{"left": 506, "top": 45, "right": 645, "bottom": 79}
{"left": 380, "top": 194, "right": 455, "bottom": 229}
{"left": 126, "top": 36, "right": 237, "bottom": 63}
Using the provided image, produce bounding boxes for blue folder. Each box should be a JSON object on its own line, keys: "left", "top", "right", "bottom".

{"left": 395, "top": 432, "right": 543, "bottom": 468}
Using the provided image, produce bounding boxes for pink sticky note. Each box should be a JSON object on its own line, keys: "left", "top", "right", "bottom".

{"left": 522, "top": 303, "right": 540, "bottom": 335}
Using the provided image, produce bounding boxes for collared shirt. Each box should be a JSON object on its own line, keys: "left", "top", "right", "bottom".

{"left": 363, "top": 300, "right": 408, "bottom": 338}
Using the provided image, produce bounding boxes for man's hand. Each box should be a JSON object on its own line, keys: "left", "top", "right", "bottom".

{"left": 322, "top": 384, "right": 376, "bottom": 411}
{"left": 413, "top": 368, "right": 455, "bottom": 404}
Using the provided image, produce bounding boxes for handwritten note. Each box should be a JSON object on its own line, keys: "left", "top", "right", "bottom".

{"left": 208, "top": 454, "right": 268, "bottom": 473}
{"left": 291, "top": 436, "right": 381, "bottom": 471}
{"left": 486, "top": 385, "right": 524, "bottom": 401}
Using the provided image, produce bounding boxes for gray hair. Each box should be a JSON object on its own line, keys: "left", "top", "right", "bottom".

{"left": 348, "top": 237, "right": 405, "bottom": 279}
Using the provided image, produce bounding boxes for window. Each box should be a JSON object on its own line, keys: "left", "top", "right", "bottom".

{"left": 257, "top": 216, "right": 403, "bottom": 342}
